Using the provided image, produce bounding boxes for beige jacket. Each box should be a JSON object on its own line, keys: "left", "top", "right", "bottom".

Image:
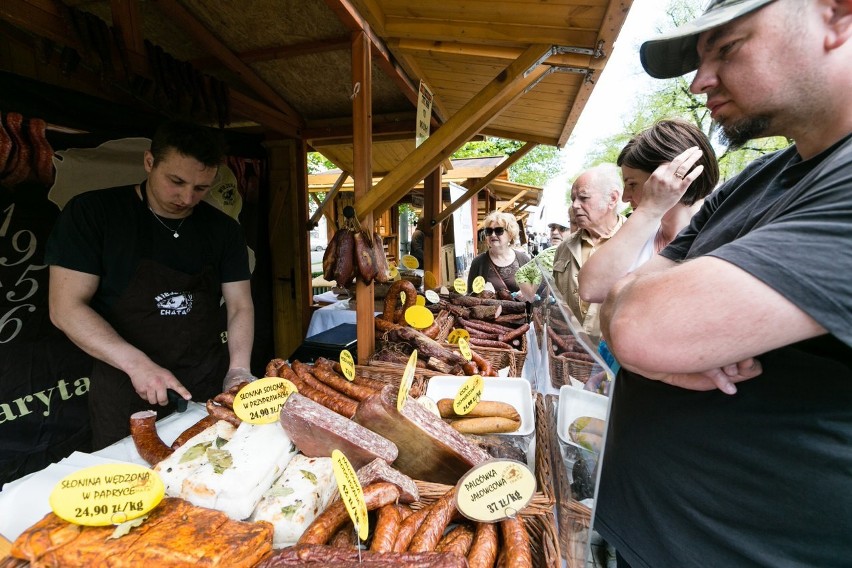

{"left": 551, "top": 215, "right": 626, "bottom": 342}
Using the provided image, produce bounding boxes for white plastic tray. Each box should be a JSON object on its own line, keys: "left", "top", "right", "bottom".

{"left": 424, "top": 376, "right": 534, "bottom": 436}
{"left": 556, "top": 385, "right": 608, "bottom": 445}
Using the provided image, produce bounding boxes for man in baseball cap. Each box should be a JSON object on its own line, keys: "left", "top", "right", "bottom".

{"left": 640, "top": 0, "right": 777, "bottom": 79}
{"left": 595, "top": 0, "right": 852, "bottom": 566}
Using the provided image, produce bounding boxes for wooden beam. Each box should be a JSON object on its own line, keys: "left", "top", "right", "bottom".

{"left": 392, "top": 38, "right": 594, "bottom": 68}
{"left": 557, "top": 0, "right": 634, "bottom": 147}
{"left": 192, "top": 36, "right": 351, "bottom": 67}
{"left": 305, "top": 112, "right": 416, "bottom": 143}
{"left": 423, "top": 168, "right": 442, "bottom": 278}
{"left": 355, "top": 46, "right": 552, "bottom": 220}
{"left": 152, "top": 0, "right": 303, "bottom": 128}
{"left": 309, "top": 171, "right": 349, "bottom": 228}
{"left": 1, "top": 0, "right": 302, "bottom": 138}
{"left": 109, "top": 0, "right": 144, "bottom": 57}
{"left": 497, "top": 190, "right": 529, "bottom": 213}
{"left": 351, "top": 30, "right": 375, "bottom": 363}
{"left": 324, "top": 0, "right": 420, "bottom": 110}
{"left": 479, "top": 128, "right": 557, "bottom": 146}
{"left": 433, "top": 141, "right": 537, "bottom": 225}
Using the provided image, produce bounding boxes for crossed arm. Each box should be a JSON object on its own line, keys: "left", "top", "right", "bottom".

{"left": 601, "top": 255, "right": 826, "bottom": 393}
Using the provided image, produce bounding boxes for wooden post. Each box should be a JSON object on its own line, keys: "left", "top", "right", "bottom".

{"left": 352, "top": 30, "right": 374, "bottom": 363}
{"left": 423, "top": 168, "right": 442, "bottom": 277}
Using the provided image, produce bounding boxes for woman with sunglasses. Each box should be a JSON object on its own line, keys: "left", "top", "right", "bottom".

{"left": 467, "top": 211, "right": 531, "bottom": 298}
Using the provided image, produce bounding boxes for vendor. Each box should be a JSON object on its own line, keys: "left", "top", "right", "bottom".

{"left": 467, "top": 211, "right": 530, "bottom": 296}
{"left": 46, "top": 121, "right": 255, "bottom": 449}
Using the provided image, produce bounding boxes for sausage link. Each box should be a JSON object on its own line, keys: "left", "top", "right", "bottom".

{"left": 298, "top": 483, "right": 401, "bottom": 545}
{"left": 391, "top": 506, "right": 430, "bottom": 552}
{"left": 129, "top": 410, "right": 174, "bottom": 465}
{"left": 471, "top": 352, "right": 496, "bottom": 377}
{"left": 408, "top": 488, "right": 458, "bottom": 552}
{"left": 213, "top": 391, "right": 236, "bottom": 408}
{"left": 499, "top": 516, "right": 532, "bottom": 568}
{"left": 292, "top": 360, "right": 358, "bottom": 418}
{"left": 329, "top": 525, "right": 357, "bottom": 548}
{"left": 370, "top": 504, "right": 402, "bottom": 553}
{"left": 2, "top": 113, "right": 31, "bottom": 186}
{"left": 310, "top": 360, "right": 379, "bottom": 401}
{"left": 170, "top": 415, "right": 218, "bottom": 450}
{"left": 499, "top": 323, "right": 530, "bottom": 345}
{"left": 265, "top": 357, "right": 287, "bottom": 378}
{"left": 384, "top": 280, "right": 417, "bottom": 323}
{"left": 206, "top": 400, "right": 241, "bottom": 427}
{"left": 467, "top": 522, "right": 498, "bottom": 568}
{"left": 435, "top": 525, "right": 474, "bottom": 557}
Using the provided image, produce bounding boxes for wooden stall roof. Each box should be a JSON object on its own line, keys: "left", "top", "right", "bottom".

{"left": 2, "top": 0, "right": 632, "bottom": 210}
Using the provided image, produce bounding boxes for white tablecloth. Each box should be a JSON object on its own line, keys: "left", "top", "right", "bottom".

{"left": 305, "top": 300, "right": 380, "bottom": 339}
{"left": 0, "top": 404, "right": 207, "bottom": 542}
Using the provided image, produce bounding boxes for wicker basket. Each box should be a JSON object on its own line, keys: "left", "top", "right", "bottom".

{"left": 545, "top": 394, "right": 593, "bottom": 568}
{"left": 533, "top": 393, "right": 556, "bottom": 507}
{"left": 547, "top": 335, "right": 595, "bottom": 387}
{"left": 447, "top": 342, "right": 519, "bottom": 376}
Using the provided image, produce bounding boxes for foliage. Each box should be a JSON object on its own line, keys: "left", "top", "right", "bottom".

{"left": 307, "top": 152, "right": 336, "bottom": 174}
{"left": 452, "top": 137, "right": 563, "bottom": 187}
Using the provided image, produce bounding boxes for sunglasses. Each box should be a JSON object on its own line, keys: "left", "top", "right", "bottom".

{"left": 484, "top": 227, "right": 506, "bottom": 236}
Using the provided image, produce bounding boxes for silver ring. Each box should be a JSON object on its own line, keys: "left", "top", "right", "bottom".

{"left": 674, "top": 171, "right": 685, "bottom": 179}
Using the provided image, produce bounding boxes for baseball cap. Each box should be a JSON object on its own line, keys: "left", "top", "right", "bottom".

{"left": 546, "top": 213, "right": 571, "bottom": 231}
{"left": 640, "top": 0, "right": 777, "bottom": 79}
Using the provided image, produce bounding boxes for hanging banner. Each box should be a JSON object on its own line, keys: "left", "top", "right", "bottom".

{"left": 415, "top": 81, "right": 433, "bottom": 148}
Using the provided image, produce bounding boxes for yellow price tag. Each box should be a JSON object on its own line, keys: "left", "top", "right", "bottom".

{"left": 340, "top": 350, "right": 356, "bottom": 382}
{"left": 472, "top": 276, "right": 486, "bottom": 294}
{"left": 424, "top": 271, "right": 438, "bottom": 290}
{"left": 232, "top": 377, "right": 298, "bottom": 424}
{"left": 397, "top": 350, "right": 418, "bottom": 412}
{"left": 454, "top": 278, "right": 468, "bottom": 294}
{"left": 453, "top": 374, "right": 484, "bottom": 416}
{"left": 424, "top": 290, "right": 440, "bottom": 304}
{"left": 50, "top": 463, "right": 165, "bottom": 526}
{"left": 455, "top": 460, "right": 537, "bottom": 522}
{"left": 415, "top": 294, "right": 426, "bottom": 307}
{"left": 331, "top": 449, "right": 369, "bottom": 541}
{"left": 446, "top": 328, "right": 470, "bottom": 345}
{"left": 401, "top": 254, "right": 420, "bottom": 269}
{"left": 389, "top": 265, "right": 400, "bottom": 280}
{"left": 458, "top": 337, "right": 473, "bottom": 361}
{"left": 404, "top": 305, "right": 434, "bottom": 329}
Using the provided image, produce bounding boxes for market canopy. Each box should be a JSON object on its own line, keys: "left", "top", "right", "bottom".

{"left": 1, "top": 0, "right": 632, "bottom": 184}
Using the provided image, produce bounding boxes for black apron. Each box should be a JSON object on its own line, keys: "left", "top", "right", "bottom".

{"left": 89, "top": 190, "right": 228, "bottom": 450}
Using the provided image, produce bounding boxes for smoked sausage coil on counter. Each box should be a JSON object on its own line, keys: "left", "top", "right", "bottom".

{"left": 265, "top": 357, "right": 287, "bottom": 378}
{"left": 292, "top": 360, "right": 358, "bottom": 418}
{"left": 298, "top": 482, "right": 401, "bottom": 545}
{"left": 2, "top": 113, "right": 30, "bottom": 187}
{"left": 435, "top": 524, "right": 475, "bottom": 557}
{"left": 383, "top": 280, "right": 418, "bottom": 323}
{"left": 129, "top": 410, "right": 174, "bottom": 465}
{"left": 170, "top": 414, "right": 218, "bottom": 450}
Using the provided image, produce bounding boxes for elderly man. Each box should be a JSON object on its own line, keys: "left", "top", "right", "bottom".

{"left": 596, "top": 0, "right": 852, "bottom": 566}
{"left": 549, "top": 165, "right": 624, "bottom": 342}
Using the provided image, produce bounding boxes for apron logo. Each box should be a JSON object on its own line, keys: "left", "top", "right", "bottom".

{"left": 155, "top": 292, "right": 193, "bottom": 315}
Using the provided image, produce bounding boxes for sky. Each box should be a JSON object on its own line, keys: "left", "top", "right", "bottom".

{"left": 530, "top": 0, "right": 680, "bottom": 230}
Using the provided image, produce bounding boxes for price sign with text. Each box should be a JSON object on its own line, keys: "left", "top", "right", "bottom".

{"left": 339, "top": 350, "right": 355, "bottom": 381}
{"left": 453, "top": 374, "right": 484, "bottom": 415}
{"left": 397, "top": 350, "right": 418, "bottom": 411}
{"left": 458, "top": 337, "right": 473, "bottom": 361}
{"left": 453, "top": 278, "right": 468, "bottom": 294}
{"left": 455, "top": 460, "right": 536, "bottom": 523}
{"left": 233, "top": 377, "right": 298, "bottom": 424}
{"left": 332, "top": 450, "right": 369, "bottom": 541}
{"left": 472, "top": 276, "right": 486, "bottom": 294}
{"left": 50, "top": 463, "right": 165, "bottom": 526}
{"left": 446, "top": 328, "right": 470, "bottom": 345}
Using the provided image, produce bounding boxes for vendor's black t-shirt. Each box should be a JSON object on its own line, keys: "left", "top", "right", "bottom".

{"left": 45, "top": 185, "right": 250, "bottom": 317}
{"left": 596, "top": 136, "right": 852, "bottom": 568}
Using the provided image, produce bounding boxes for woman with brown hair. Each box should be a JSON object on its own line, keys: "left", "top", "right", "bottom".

{"left": 467, "top": 211, "right": 530, "bottom": 296}
{"left": 579, "top": 119, "right": 719, "bottom": 303}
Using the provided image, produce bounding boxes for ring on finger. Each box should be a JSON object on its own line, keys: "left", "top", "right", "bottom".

{"left": 674, "top": 170, "right": 685, "bottom": 179}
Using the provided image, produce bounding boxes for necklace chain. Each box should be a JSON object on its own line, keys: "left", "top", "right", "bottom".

{"left": 148, "top": 206, "right": 187, "bottom": 238}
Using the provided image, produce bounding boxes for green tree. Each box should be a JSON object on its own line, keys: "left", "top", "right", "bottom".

{"left": 583, "top": 0, "right": 791, "bottom": 182}
{"left": 452, "top": 137, "right": 563, "bottom": 187}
